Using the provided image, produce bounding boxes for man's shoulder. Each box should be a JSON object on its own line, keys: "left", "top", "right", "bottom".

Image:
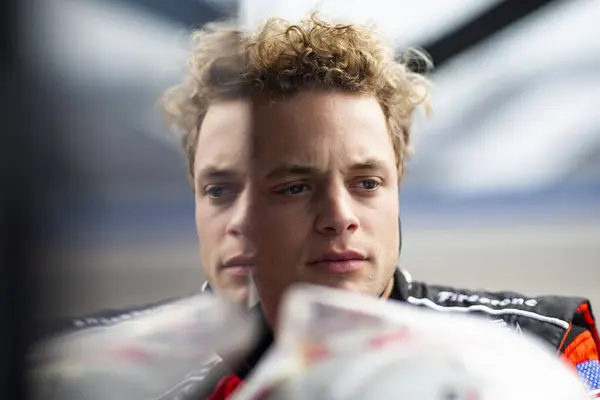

{"left": 406, "top": 279, "right": 598, "bottom": 352}
{"left": 39, "top": 286, "right": 212, "bottom": 340}
{"left": 38, "top": 296, "right": 186, "bottom": 340}
{"left": 405, "top": 280, "right": 600, "bottom": 394}
{"left": 406, "top": 281, "right": 590, "bottom": 326}
{"left": 36, "top": 292, "right": 226, "bottom": 400}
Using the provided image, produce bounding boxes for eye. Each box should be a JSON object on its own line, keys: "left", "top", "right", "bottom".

{"left": 207, "top": 186, "right": 224, "bottom": 198}
{"left": 276, "top": 183, "right": 311, "bottom": 196}
{"left": 353, "top": 179, "right": 381, "bottom": 191}
{"left": 206, "top": 186, "right": 225, "bottom": 199}
{"left": 205, "top": 185, "right": 237, "bottom": 200}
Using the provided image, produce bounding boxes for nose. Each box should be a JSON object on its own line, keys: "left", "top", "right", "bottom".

{"left": 225, "top": 186, "right": 251, "bottom": 238}
{"left": 224, "top": 186, "right": 257, "bottom": 257}
{"left": 314, "top": 183, "right": 359, "bottom": 236}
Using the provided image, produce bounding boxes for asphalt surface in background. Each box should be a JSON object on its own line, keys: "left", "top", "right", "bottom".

{"left": 39, "top": 221, "right": 600, "bottom": 320}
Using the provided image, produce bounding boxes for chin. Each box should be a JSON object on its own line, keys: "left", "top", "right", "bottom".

{"left": 220, "top": 286, "right": 249, "bottom": 306}
{"left": 303, "top": 274, "right": 364, "bottom": 292}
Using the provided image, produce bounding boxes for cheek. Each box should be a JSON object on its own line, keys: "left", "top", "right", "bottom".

{"left": 360, "top": 193, "right": 399, "bottom": 238}
{"left": 195, "top": 201, "right": 207, "bottom": 239}
{"left": 251, "top": 204, "right": 310, "bottom": 246}
{"left": 195, "top": 203, "right": 225, "bottom": 255}
{"left": 250, "top": 212, "right": 311, "bottom": 279}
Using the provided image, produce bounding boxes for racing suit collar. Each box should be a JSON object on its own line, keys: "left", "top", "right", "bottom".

{"left": 390, "top": 268, "right": 410, "bottom": 302}
{"left": 225, "top": 268, "right": 410, "bottom": 380}
{"left": 201, "top": 281, "right": 212, "bottom": 293}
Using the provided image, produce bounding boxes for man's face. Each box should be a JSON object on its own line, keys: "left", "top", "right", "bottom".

{"left": 247, "top": 91, "right": 400, "bottom": 325}
{"left": 194, "top": 100, "right": 253, "bottom": 305}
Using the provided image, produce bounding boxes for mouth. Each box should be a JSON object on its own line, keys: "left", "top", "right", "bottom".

{"left": 221, "top": 256, "right": 253, "bottom": 276}
{"left": 222, "top": 266, "right": 251, "bottom": 276}
{"left": 307, "top": 250, "right": 367, "bottom": 274}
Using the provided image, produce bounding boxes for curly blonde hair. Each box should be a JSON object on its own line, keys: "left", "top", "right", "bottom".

{"left": 161, "top": 14, "right": 431, "bottom": 182}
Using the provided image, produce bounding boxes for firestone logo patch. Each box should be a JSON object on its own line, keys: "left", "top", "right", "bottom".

{"left": 436, "top": 291, "right": 538, "bottom": 308}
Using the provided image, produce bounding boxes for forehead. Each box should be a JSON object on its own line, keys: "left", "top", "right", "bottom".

{"left": 195, "top": 100, "right": 251, "bottom": 172}
{"left": 251, "top": 91, "right": 394, "bottom": 167}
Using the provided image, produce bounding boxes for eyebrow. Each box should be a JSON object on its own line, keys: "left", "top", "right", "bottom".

{"left": 265, "top": 164, "right": 318, "bottom": 179}
{"left": 196, "top": 166, "right": 240, "bottom": 183}
{"left": 265, "top": 159, "right": 388, "bottom": 179}
{"left": 348, "top": 159, "right": 388, "bottom": 172}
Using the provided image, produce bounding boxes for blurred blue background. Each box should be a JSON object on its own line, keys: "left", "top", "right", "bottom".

{"left": 28, "top": 0, "right": 600, "bottom": 317}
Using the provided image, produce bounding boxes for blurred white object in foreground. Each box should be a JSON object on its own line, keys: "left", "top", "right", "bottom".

{"left": 233, "top": 284, "right": 591, "bottom": 400}
{"left": 30, "top": 294, "right": 258, "bottom": 399}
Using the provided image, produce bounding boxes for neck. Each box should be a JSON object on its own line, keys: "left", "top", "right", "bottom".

{"left": 380, "top": 275, "right": 395, "bottom": 299}
{"left": 268, "top": 275, "right": 396, "bottom": 334}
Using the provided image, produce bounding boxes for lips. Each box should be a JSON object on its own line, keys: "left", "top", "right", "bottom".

{"left": 307, "top": 250, "right": 367, "bottom": 274}
{"left": 222, "top": 256, "right": 253, "bottom": 276}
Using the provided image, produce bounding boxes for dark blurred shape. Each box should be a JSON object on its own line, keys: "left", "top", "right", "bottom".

{"left": 112, "top": 0, "right": 230, "bottom": 29}
{"left": 1, "top": 0, "right": 93, "bottom": 396}
{"left": 417, "top": 0, "right": 567, "bottom": 71}
{"left": 1, "top": 0, "right": 36, "bottom": 397}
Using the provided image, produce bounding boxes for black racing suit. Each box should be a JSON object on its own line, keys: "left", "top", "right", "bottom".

{"left": 204, "top": 270, "right": 600, "bottom": 399}
{"left": 37, "top": 271, "right": 600, "bottom": 399}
